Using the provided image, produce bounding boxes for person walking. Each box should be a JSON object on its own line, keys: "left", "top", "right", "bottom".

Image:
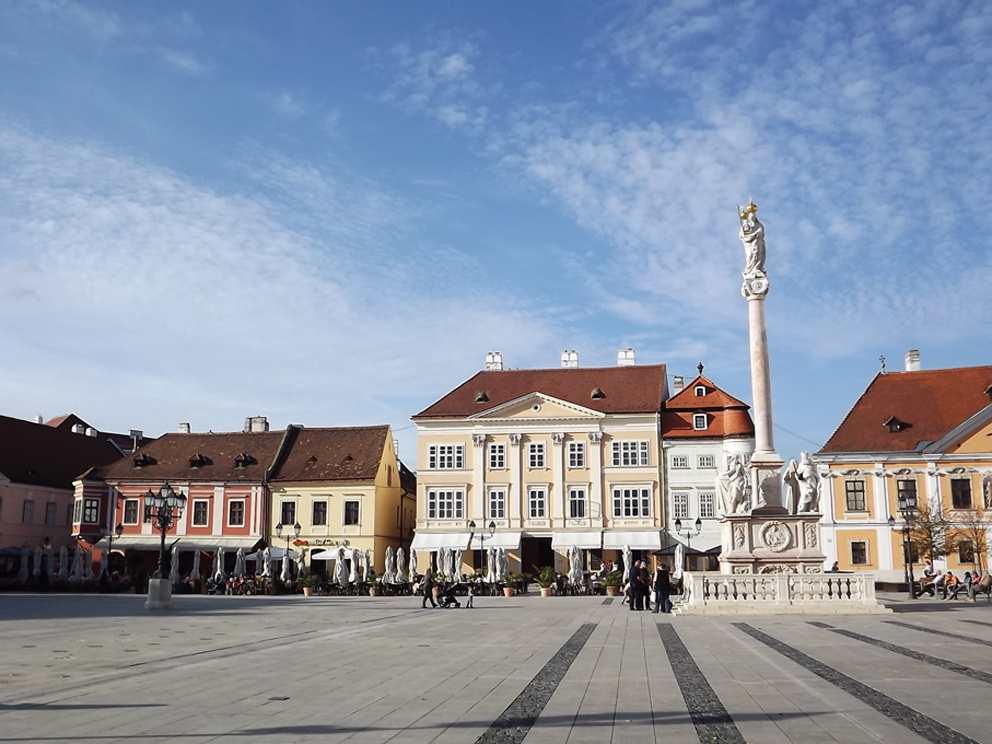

{"left": 422, "top": 569, "right": 437, "bottom": 608}
{"left": 652, "top": 563, "right": 671, "bottom": 613}
{"left": 636, "top": 560, "right": 650, "bottom": 610}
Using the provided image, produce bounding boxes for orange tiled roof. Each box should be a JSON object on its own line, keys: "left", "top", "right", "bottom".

{"left": 820, "top": 365, "right": 992, "bottom": 454}
{"left": 662, "top": 375, "right": 754, "bottom": 439}
{"left": 413, "top": 365, "right": 668, "bottom": 419}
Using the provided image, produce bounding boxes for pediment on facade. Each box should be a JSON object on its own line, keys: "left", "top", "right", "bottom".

{"left": 468, "top": 392, "right": 605, "bottom": 420}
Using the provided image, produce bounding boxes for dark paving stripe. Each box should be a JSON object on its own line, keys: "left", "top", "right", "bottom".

{"left": 883, "top": 620, "right": 992, "bottom": 648}
{"left": 657, "top": 624, "right": 746, "bottom": 744}
{"left": 601, "top": 597, "right": 614, "bottom": 605}
{"left": 475, "top": 622, "right": 596, "bottom": 744}
{"left": 961, "top": 618, "right": 992, "bottom": 628}
{"left": 735, "top": 623, "right": 979, "bottom": 744}
{"left": 806, "top": 621, "right": 992, "bottom": 685}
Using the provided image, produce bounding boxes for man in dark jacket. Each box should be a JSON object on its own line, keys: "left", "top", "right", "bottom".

{"left": 422, "top": 569, "right": 437, "bottom": 608}
{"left": 652, "top": 563, "right": 671, "bottom": 613}
{"left": 636, "top": 561, "right": 650, "bottom": 610}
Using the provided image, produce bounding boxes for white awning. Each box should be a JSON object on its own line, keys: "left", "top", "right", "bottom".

{"left": 410, "top": 532, "right": 471, "bottom": 551}
{"left": 603, "top": 531, "right": 662, "bottom": 550}
{"left": 114, "top": 536, "right": 259, "bottom": 551}
{"left": 551, "top": 531, "right": 603, "bottom": 549}
{"left": 469, "top": 531, "right": 521, "bottom": 550}
{"left": 310, "top": 548, "right": 355, "bottom": 561}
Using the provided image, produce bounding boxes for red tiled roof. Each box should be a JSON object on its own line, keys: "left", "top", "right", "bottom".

{"left": 0, "top": 414, "right": 126, "bottom": 489}
{"left": 662, "top": 376, "right": 754, "bottom": 439}
{"left": 270, "top": 426, "right": 389, "bottom": 483}
{"left": 820, "top": 365, "right": 992, "bottom": 453}
{"left": 413, "top": 365, "right": 668, "bottom": 419}
{"left": 44, "top": 413, "right": 156, "bottom": 452}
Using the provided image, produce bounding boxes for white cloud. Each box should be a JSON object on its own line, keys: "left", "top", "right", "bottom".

{"left": 159, "top": 47, "right": 208, "bottom": 75}
{"left": 274, "top": 90, "right": 306, "bottom": 118}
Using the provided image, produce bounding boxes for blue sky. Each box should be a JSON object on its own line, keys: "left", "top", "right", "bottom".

{"left": 1, "top": 1, "right": 990, "bottom": 465}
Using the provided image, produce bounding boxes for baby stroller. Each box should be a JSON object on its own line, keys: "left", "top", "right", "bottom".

{"left": 438, "top": 583, "right": 461, "bottom": 608}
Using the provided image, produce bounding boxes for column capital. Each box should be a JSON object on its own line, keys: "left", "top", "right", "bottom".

{"left": 551, "top": 432, "right": 565, "bottom": 445}
{"left": 508, "top": 433, "right": 522, "bottom": 445}
{"left": 472, "top": 433, "right": 487, "bottom": 447}
{"left": 587, "top": 431, "right": 602, "bottom": 444}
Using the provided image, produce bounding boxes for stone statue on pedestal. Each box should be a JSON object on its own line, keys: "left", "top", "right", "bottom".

{"left": 716, "top": 453, "right": 750, "bottom": 515}
{"left": 739, "top": 199, "right": 768, "bottom": 298}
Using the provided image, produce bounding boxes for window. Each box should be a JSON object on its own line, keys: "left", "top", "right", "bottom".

{"left": 694, "top": 385, "right": 706, "bottom": 396}
{"left": 845, "top": 480, "right": 866, "bottom": 511}
{"left": 569, "top": 488, "right": 587, "bottom": 519}
{"left": 567, "top": 441, "right": 586, "bottom": 468}
{"left": 699, "top": 492, "right": 715, "bottom": 518}
{"left": 228, "top": 500, "right": 245, "bottom": 527}
{"left": 72, "top": 499, "right": 82, "bottom": 524}
{"left": 311, "top": 501, "right": 327, "bottom": 526}
{"left": 671, "top": 455, "right": 689, "bottom": 469}
{"left": 613, "top": 487, "right": 652, "bottom": 518}
{"left": 488, "top": 489, "right": 505, "bottom": 520}
{"left": 528, "top": 488, "right": 546, "bottom": 518}
{"left": 528, "top": 443, "right": 545, "bottom": 468}
{"left": 45, "top": 502, "right": 57, "bottom": 525}
{"left": 850, "top": 541, "right": 868, "bottom": 565}
{"left": 83, "top": 499, "right": 99, "bottom": 523}
{"left": 698, "top": 454, "right": 715, "bottom": 468}
{"left": 488, "top": 443, "right": 505, "bottom": 469}
{"left": 192, "top": 500, "right": 209, "bottom": 527}
{"left": 612, "top": 441, "right": 649, "bottom": 466}
{"left": 428, "top": 444, "right": 464, "bottom": 469}
{"left": 344, "top": 500, "right": 360, "bottom": 525}
{"left": 693, "top": 414, "right": 708, "bottom": 430}
{"left": 22, "top": 500, "right": 34, "bottom": 524}
{"left": 951, "top": 479, "right": 972, "bottom": 509}
{"left": 896, "top": 479, "right": 917, "bottom": 505}
{"left": 958, "top": 539, "right": 975, "bottom": 564}
{"left": 280, "top": 501, "right": 296, "bottom": 526}
{"left": 123, "top": 499, "right": 139, "bottom": 524}
{"left": 427, "top": 490, "right": 463, "bottom": 520}
{"left": 673, "top": 492, "right": 689, "bottom": 519}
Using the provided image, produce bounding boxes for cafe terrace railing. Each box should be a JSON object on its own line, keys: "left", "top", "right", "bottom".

{"left": 676, "top": 572, "right": 890, "bottom": 615}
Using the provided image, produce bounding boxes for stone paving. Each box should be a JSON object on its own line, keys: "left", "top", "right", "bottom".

{"left": 0, "top": 591, "right": 990, "bottom": 743}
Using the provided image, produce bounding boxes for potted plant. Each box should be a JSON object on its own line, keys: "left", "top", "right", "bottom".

{"left": 299, "top": 574, "right": 319, "bottom": 597}
{"left": 603, "top": 570, "right": 622, "bottom": 597}
{"left": 367, "top": 570, "right": 380, "bottom": 596}
{"left": 501, "top": 573, "right": 516, "bottom": 597}
{"left": 537, "top": 566, "right": 556, "bottom": 597}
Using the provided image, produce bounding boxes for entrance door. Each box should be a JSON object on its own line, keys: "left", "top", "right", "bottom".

{"left": 521, "top": 537, "right": 555, "bottom": 575}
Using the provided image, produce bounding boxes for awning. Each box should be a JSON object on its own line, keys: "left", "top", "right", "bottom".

{"left": 310, "top": 548, "right": 355, "bottom": 561}
{"left": 551, "top": 531, "right": 603, "bottom": 549}
{"left": 469, "top": 531, "right": 521, "bottom": 550}
{"left": 603, "top": 531, "right": 662, "bottom": 551}
{"left": 654, "top": 543, "right": 721, "bottom": 556}
{"left": 410, "top": 532, "right": 471, "bottom": 551}
{"left": 114, "top": 536, "right": 259, "bottom": 551}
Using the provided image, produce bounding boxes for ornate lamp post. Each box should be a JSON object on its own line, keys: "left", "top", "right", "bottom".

{"left": 144, "top": 484, "right": 186, "bottom": 578}
{"left": 468, "top": 519, "right": 496, "bottom": 578}
{"left": 275, "top": 522, "right": 301, "bottom": 579}
{"left": 102, "top": 522, "right": 123, "bottom": 577}
{"left": 888, "top": 489, "right": 918, "bottom": 600}
{"left": 674, "top": 516, "right": 703, "bottom": 572}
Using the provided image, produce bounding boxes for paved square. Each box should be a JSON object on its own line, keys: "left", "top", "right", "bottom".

{"left": 1, "top": 592, "right": 990, "bottom": 743}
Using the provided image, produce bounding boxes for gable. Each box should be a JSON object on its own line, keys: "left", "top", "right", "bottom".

{"left": 936, "top": 414, "right": 992, "bottom": 456}
{"left": 469, "top": 393, "right": 605, "bottom": 421}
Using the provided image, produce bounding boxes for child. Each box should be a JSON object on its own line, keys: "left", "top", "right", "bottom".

{"left": 466, "top": 585, "right": 474, "bottom": 608}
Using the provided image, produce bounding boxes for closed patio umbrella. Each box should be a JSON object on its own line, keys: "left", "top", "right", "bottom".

{"left": 262, "top": 547, "right": 272, "bottom": 578}
{"left": 70, "top": 545, "right": 84, "bottom": 582}
{"left": 58, "top": 546, "right": 68, "bottom": 581}
{"left": 234, "top": 548, "right": 246, "bottom": 576}
{"left": 453, "top": 550, "right": 464, "bottom": 583}
{"left": 568, "top": 545, "right": 583, "bottom": 587}
{"left": 622, "top": 544, "right": 632, "bottom": 583}
{"left": 334, "top": 547, "right": 349, "bottom": 586}
{"left": 169, "top": 546, "right": 180, "bottom": 586}
{"left": 214, "top": 547, "right": 226, "bottom": 582}
{"left": 363, "top": 549, "right": 372, "bottom": 582}
{"left": 17, "top": 546, "right": 29, "bottom": 582}
{"left": 408, "top": 550, "right": 417, "bottom": 583}
{"left": 396, "top": 548, "right": 406, "bottom": 583}
{"left": 280, "top": 549, "right": 292, "bottom": 582}
{"left": 486, "top": 546, "right": 497, "bottom": 583}
{"left": 82, "top": 548, "right": 95, "bottom": 581}
{"left": 190, "top": 551, "right": 202, "bottom": 581}
{"left": 349, "top": 550, "right": 359, "bottom": 583}
{"left": 33, "top": 546, "right": 42, "bottom": 578}
{"left": 384, "top": 546, "right": 395, "bottom": 583}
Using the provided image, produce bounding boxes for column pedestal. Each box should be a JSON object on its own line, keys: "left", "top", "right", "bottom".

{"left": 145, "top": 578, "right": 174, "bottom": 611}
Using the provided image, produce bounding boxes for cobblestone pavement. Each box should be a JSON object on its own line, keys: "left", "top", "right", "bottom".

{"left": 0, "top": 591, "right": 990, "bottom": 743}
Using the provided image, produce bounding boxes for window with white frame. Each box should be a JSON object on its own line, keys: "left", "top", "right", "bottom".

{"left": 528, "top": 488, "right": 547, "bottom": 518}
{"left": 672, "top": 492, "right": 689, "bottom": 519}
{"left": 123, "top": 499, "right": 139, "bottom": 524}
{"left": 567, "top": 441, "right": 586, "bottom": 468}
{"left": 192, "top": 500, "right": 209, "bottom": 527}
{"left": 612, "top": 486, "right": 651, "bottom": 518}
{"left": 693, "top": 414, "right": 708, "bottom": 430}
{"left": 569, "top": 487, "right": 587, "bottom": 519}
{"left": 72, "top": 498, "right": 82, "bottom": 523}
{"left": 850, "top": 540, "right": 869, "bottom": 565}
{"left": 83, "top": 499, "right": 99, "bottom": 523}
{"left": 344, "top": 500, "right": 360, "bottom": 525}
{"left": 488, "top": 489, "right": 506, "bottom": 519}
{"left": 951, "top": 479, "right": 972, "bottom": 509}
{"left": 699, "top": 492, "right": 715, "bottom": 518}
{"left": 428, "top": 444, "right": 464, "bottom": 469}
{"left": 229, "top": 500, "right": 246, "bottom": 527}
{"left": 697, "top": 454, "right": 715, "bottom": 468}
{"left": 528, "top": 443, "right": 546, "bottom": 468}
{"left": 310, "top": 500, "right": 326, "bottom": 526}
{"left": 280, "top": 501, "right": 296, "bottom": 526}
{"left": 488, "top": 443, "right": 505, "bottom": 469}
{"left": 427, "top": 489, "right": 464, "bottom": 520}
{"left": 694, "top": 385, "right": 706, "bottom": 396}
{"left": 671, "top": 455, "right": 689, "bottom": 468}
{"left": 611, "top": 440, "right": 649, "bottom": 466}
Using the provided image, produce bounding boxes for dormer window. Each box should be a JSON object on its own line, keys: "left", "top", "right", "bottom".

{"left": 234, "top": 453, "right": 255, "bottom": 469}
{"left": 694, "top": 385, "right": 706, "bottom": 397}
{"left": 133, "top": 453, "right": 154, "bottom": 468}
{"left": 883, "top": 416, "right": 906, "bottom": 433}
{"left": 188, "top": 453, "right": 209, "bottom": 468}
{"left": 475, "top": 391, "right": 489, "bottom": 403}
{"left": 985, "top": 384, "right": 992, "bottom": 401}
{"left": 591, "top": 387, "right": 605, "bottom": 399}
{"left": 693, "top": 413, "right": 708, "bottom": 430}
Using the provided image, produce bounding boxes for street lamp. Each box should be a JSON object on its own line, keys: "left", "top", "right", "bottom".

{"left": 674, "top": 516, "right": 703, "bottom": 571}
{"left": 468, "top": 519, "right": 496, "bottom": 579}
{"left": 275, "top": 522, "right": 301, "bottom": 579}
{"left": 144, "top": 484, "right": 186, "bottom": 578}
{"left": 888, "top": 489, "right": 919, "bottom": 600}
{"left": 102, "top": 522, "right": 123, "bottom": 577}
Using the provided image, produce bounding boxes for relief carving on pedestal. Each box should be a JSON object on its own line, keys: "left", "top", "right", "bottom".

{"left": 733, "top": 524, "right": 746, "bottom": 549}
{"left": 758, "top": 564, "right": 796, "bottom": 574}
{"left": 804, "top": 522, "right": 818, "bottom": 548}
{"left": 733, "top": 566, "right": 752, "bottom": 575}
{"left": 759, "top": 521, "right": 792, "bottom": 552}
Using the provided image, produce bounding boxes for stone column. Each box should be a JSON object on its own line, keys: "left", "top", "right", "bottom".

{"left": 551, "top": 432, "right": 565, "bottom": 528}
{"left": 508, "top": 433, "right": 522, "bottom": 528}
{"left": 588, "top": 432, "right": 603, "bottom": 525}
{"left": 472, "top": 433, "right": 487, "bottom": 521}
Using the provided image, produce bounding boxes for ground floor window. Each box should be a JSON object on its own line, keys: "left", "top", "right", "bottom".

{"left": 850, "top": 540, "right": 869, "bottom": 565}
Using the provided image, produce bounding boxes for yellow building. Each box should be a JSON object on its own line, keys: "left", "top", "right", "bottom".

{"left": 411, "top": 352, "right": 669, "bottom": 577}
{"left": 268, "top": 425, "right": 416, "bottom": 574}
{"left": 815, "top": 352, "right": 992, "bottom": 580}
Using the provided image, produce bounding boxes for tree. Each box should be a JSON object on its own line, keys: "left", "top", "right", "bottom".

{"left": 950, "top": 508, "right": 992, "bottom": 572}
{"left": 904, "top": 496, "right": 953, "bottom": 566}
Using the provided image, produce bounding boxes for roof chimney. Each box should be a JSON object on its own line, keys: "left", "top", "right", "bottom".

{"left": 560, "top": 349, "right": 578, "bottom": 368}
{"left": 179, "top": 423, "right": 191, "bottom": 434}
{"left": 245, "top": 416, "right": 269, "bottom": 433}
{"left": 34, "top": 415, "right": 43, "bottom": 424}
{"left": 485, "top": 351, "right": 503, "bottom": 371}
{"left": 85, "top": 427, "right": 97, "bottom": 437}
{"left": 617, "top": 348, "right": 636, "bottom": 366}
{"left": 673, "top": 375, "right": 685, "bottom": 393}
{"left": 905, "top": 349, "right": 921, "bottom": 372}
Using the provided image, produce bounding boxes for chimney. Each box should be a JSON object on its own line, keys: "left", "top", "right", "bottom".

{"left": 617, "top": 348, "right": 636, "bottom": 366}
{"left": 673, "top": 375, "right": 685, "bottom": 393}
{"left": 71, "top": 424, "right": 85, "bottom": 434}
{"left": 34, "top": 415, "right": 43, "bottom": 424}
{"left": 560, "top": 349, "right": 578, "bottom": 368}
{"left": 85, "top": 427, "right": 97, "bottom": 437}
{"left": 393, "top": 439, "right": 400, "bottom": 459}
{"left": 178, "top": 423, "right": 191, "bottom": 434}
{"left": 245, "top": 416, "right": 269, "bottom": 433}
{"left": 485, "top": 351, "right": 503, "bottom": 371}
{"left": 905, "top": 349, "right": 921, "bottom": 372}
